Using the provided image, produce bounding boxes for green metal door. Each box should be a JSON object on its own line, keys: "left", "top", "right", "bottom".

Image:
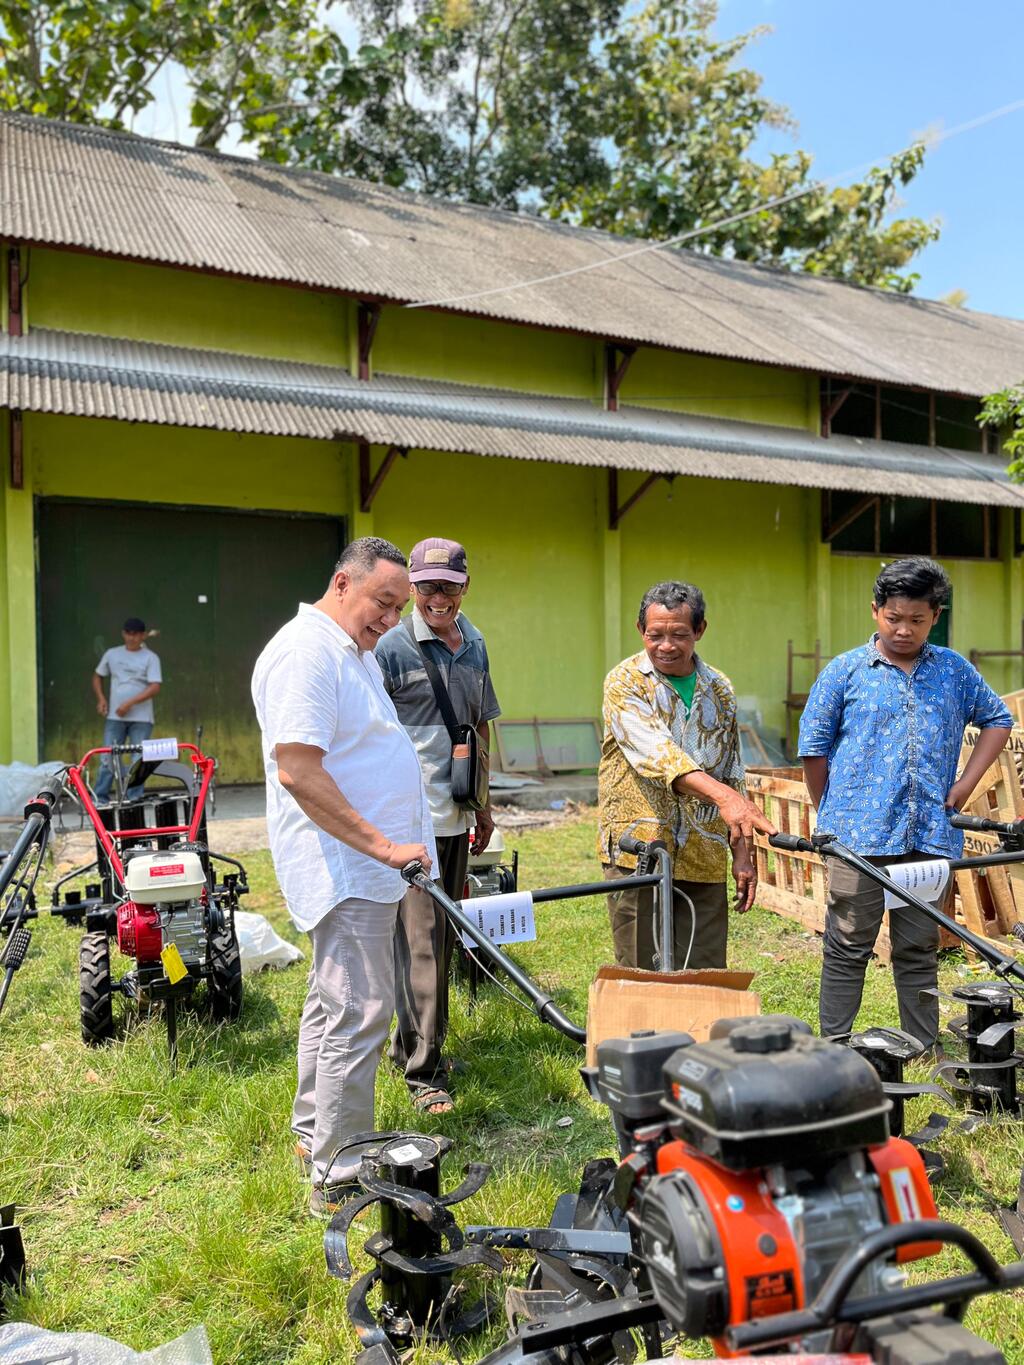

{"left": 38, "top": 500, "right": 344, "bottom": 782}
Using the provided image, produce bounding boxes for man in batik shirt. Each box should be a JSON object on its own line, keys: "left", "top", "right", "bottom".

{"left": 598, "top": 580, "right": 774, "bottom": 970}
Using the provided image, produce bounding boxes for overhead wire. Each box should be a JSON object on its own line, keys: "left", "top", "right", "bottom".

{"left": 405, "top": 97, "right": 1024, "bottom": 311}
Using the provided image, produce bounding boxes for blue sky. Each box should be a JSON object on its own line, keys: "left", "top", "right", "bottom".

{"left": 135, "top": 1, "right": 1024, "bottom": 322}
{"left": 715, "top": 0, "right": 1024, "bottom": 319}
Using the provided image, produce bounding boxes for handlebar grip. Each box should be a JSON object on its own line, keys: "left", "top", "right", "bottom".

{"left": 617, "top": 834, "right": 647, "bottom": 856}
{"left": 24, "top": 774, "right": 65, "bottom": 819}
{"left": 400, "top": 860, "right": 427, "bottom": 885}
{"left": 37, "top": 775, "right": 65, "bottom": 807}
{"left": 768, "top": 833, "right": 816, "bottom": 853}
{"left": 950, "top": 812, "right": 1011, "bottom": 833}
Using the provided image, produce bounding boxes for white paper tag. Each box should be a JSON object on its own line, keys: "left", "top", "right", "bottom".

{"left": 458, "top": 890, "right": 536, "bottom": 947}
{"left": 141, "top": 737, "right": 179, "bottom": 762}
{"left": 387, "top": 1142, "right": 423, "bottom": 1165}
{"left": 883, "top": 858, "right": 951, "bottom": 910}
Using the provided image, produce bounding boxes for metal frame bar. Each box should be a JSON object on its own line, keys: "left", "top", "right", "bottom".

{"left": 358, "top": 442, "right": 407, "bottom": 513}
{"left": 9, "top": 408, "right": 22, "bottom": 489}
{"left": 819, "top": 379, "right": 852, "bottom": 437}
{"left": 608, "top": 468, "right": 673, "bottom": 530}
{"left": 822, "top": 492, "right": 878, "bottom": 543}
{"left": 604, "top": 343, "right": 636, "bottom": 412}
{"left": 7, "top": 246, "right": 21, "bottom": 337}
{"left": 356, "top": 302, "right": 381, "bottom": 381}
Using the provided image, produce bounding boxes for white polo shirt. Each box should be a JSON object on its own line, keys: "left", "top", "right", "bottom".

{"left": 251, "top": 603, "right": 436, "bottom": 931}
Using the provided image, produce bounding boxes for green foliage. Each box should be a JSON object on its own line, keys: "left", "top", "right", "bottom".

{"left": 2, "top": 819, "right": 1024, "bottom": 1359}
{"left": 0, "top": 0, "right": 939, "bottom": 290}
{"left": 980, "top": 384, "right": 1024, "bottom": 482}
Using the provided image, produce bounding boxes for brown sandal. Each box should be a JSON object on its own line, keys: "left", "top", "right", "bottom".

{"left": 411, "top": 1086, "right": 454, "bottom": 1114}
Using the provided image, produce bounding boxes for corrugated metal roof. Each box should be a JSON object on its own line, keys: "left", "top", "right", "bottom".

{"left": 2, "top": 328, "right": 1019, "bottom": 507}
{"left": 2, "top": 113, "right": 1024, "bottom": 398}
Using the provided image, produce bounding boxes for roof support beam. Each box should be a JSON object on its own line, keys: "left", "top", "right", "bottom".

{"left": 357, "top": 302, "right": 381, "bottom": 381}
{"left": 359, "top": 441, "right": 407, "bottom": 512}
{"left": 604, "top": 344, "right": 636, "bottom": 412}
{"left": 9, "top": 409, "right": 22, "bottom": 489}
{"left": 608, "top": 467, "right": 674, "bottom": 530}
{"left": 820, "top": 382, "right": 852, "bottom": 437}
{"left": 7, "top": 248, "right": 22, "bottom": 338}
{"left": 824, "top": 492, "right": 878, "bottom": 543}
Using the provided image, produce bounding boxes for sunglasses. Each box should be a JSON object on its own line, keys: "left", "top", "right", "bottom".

{"left": 414, "top": 580, "right": 464, "bottom": 597}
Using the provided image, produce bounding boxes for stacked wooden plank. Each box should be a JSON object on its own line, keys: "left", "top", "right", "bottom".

{"left": 747, "top": 767, "right": 907, "bottom": 962}
{"left": 954, "top": 724, "right": 1024, "bottom": 948}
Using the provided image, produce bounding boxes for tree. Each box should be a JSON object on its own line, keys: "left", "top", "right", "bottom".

{"left": 980, "top": 386, "right": 1024, "bottom": 482}
{"left": 0, "top": 0, "right": 940, "bottom": 292}
{"left": 0, "top": 1, "right": 388, "bottom": 149}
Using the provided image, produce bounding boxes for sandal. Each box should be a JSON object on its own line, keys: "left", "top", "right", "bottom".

{"left": 411, "top": 1086, "right": 454, "bottom": 1115}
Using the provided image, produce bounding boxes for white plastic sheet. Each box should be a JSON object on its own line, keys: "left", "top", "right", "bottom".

{"left": 0, "top": 761, "right": 65, "bottom": 820}
{"left": 0, "top": 1322, "right": 212, "bottom": 1364}
{"left": 234, "top": 910, "right": 304, "bottom": 976}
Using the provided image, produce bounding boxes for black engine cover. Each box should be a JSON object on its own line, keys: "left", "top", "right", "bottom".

{"left": 661, "top": 1020, "right": 889, "bottom": 1169}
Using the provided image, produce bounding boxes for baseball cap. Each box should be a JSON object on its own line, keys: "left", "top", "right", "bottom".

{"left": 123, "top": 616, "right": 146, "bottom": 632}
{"left": 408, "top": 538, "right": 468, "bottom": 584}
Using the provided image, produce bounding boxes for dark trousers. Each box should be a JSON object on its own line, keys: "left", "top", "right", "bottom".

{"left": 390, "top": 832, "right": 471, "bottom": 1090}
{"left": 603, "top": 864, "right": 729, "bottom": 970}
{"left": 820, "top": 852, "right": 943, "bottom": 1048}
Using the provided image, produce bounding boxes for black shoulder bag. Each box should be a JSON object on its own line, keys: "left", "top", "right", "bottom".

{"left": 404, "top": 617, "right": 488, "bottom": 811}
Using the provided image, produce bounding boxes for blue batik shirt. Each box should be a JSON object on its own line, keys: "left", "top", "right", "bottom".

{"left": 798, "top": 636, "right": 1012, "bottom": 857}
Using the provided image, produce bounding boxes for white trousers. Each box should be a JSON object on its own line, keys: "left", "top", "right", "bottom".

{"left": 291, "top": 896, "right": 399, "bottom": 1185}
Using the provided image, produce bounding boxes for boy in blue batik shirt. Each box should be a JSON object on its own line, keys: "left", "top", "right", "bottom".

{"left": 799, "top": 557, "right": 1012, "bottom": 1048}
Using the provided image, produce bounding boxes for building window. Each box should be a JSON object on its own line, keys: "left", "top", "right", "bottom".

{"left": 822, "top": 492, "right": 995, "bottom": 560}
{"left": 820, "top": 379, "right": 986, "bottom": 454}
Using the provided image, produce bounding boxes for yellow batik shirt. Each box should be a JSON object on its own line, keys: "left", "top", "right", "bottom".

{"left": 597, "top": 650, "right": 745, "bottom": 883}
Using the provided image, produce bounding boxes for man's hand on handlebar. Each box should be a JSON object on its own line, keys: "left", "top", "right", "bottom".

{"left": 715, "top": 789, "right": 777, "bottom": 854}
{"left": 383, "top": 841, "right": 432, "bottom": 875}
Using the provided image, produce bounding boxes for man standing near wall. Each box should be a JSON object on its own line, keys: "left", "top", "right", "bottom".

{"left": 251, "top": 537, "right": 434, "bottom": 1216}
{"left": 599, "top": 581, "right": 774, "bottom": 969}
{"left": 376, "top": 538, "right": 501, "bottom": 1115}
{"left": 92, "top": 617, "right": 161, "bottom": 803}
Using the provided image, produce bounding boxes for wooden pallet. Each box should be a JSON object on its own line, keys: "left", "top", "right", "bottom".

{"left": 746, "top": 768, "right": 971, "bottom": 963}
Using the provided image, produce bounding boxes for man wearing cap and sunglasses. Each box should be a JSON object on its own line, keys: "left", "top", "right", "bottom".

{"left": 92, "top": 616, "right": 162, "bottom": 803}
{"left": 376, "top": 538, "right": 501, "bottom": 1114}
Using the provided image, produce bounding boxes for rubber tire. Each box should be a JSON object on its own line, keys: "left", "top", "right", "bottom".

{"left": 207, "top": 925, "right": 243, "bottom": 1022}
{"left": 80, "top": 932, "right": 116, "bottom": 1046}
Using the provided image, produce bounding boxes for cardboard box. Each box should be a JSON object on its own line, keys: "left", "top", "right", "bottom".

{"left": 586, "top": 965, "right": 761, "bottom": 1066}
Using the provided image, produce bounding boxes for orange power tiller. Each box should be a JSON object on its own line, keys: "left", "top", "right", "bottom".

{"left": 591, "top": 1018, "right": 941, "bottom": 1358}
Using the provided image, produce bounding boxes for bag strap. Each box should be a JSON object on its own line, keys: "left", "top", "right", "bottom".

{"left": 403, "top": 614, "right": 461, "bottom": 742}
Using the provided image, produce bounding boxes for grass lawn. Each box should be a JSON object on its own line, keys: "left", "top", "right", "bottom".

{"left": 3, "top": 811, "right": 1024, "bottom": 1362}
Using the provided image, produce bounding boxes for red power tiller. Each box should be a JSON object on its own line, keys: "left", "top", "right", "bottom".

{"left": 50, "top": 740, "right": 248, "bottom": 1061}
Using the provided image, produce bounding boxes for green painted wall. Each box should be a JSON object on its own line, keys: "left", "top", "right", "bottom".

{"left": 29, "top": 250, "right": 349, "bottom": 367}
{"left": 828, "top": 542, "right": 1020, "bottom": 695}
{"left": 623, "top": 349, "right": 818, "bottom": 430}
{"left": 1, "top": 410, "right": 38, "bottom": 762}
{"left": 616, "top": 474, "right": 811, "bottom": 736}
{"left": 367, "top": 449, "right": 606, "bottom": 720}
{"left": 373, "top": 306, "right": 602, "bottom": 398}
{"left": 27, "top": 412, "right": 351, "bottom": 512}
{"left": 30, "top": 248, "right": 819, "bottom": 428}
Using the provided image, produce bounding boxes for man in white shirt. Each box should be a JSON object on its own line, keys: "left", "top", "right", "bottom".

{"left": 251, "top": 537, "right": 435, "bottom": 1216}
{"left": 92, "top": 616, "right": 162, "bottom": 803}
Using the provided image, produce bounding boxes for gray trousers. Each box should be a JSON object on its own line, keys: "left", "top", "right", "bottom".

{"left": 390, "top": 832, "right": 470, "bottom": 1090}
{"left": 603, "top": 864, "right": 729, "bottom": 970}
{"left": 292, "top": 896, "right": 398, "bottom": 1186}
{"left": 820, "top": 852, "right": 942, "bottom": 1048}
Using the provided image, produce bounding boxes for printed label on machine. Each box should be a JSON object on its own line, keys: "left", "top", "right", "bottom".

{"left": 458, "top": 891, "right": 536, "bottom": 947}
{"left": 141, "top": 737, "right": 179, "bottom": 762}
{"left": 882, "top": 858, "right": 950, "bottom": 910}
